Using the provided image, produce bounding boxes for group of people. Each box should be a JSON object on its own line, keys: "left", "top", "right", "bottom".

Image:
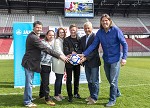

{"left": 21, "top": 13, "right": 128, "bottom": 107}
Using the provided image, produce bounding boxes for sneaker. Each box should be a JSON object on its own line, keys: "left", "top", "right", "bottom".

{"left": 25, "top": 102, "right": 37, "bottom": 107}
{"left": 106, "top": 101, "right": 116, "bottom": 107}
{"left": 54, "top": 96, "right": 62, "bottom": 101}
{"left": 85, "top": 96, "right": 91, "bottom": 102}
{"left": 59, "top": 94, "right": 65, "bottom": 99}
{"left": 87, "top": 98, "right": 96, "bottom": 105}
{"left": 117, "top": 92, "right": 121, "bottom": 97}
{"left": 68, "top": 97, "right": 73, "bottom": 102}
{"left": 46, "top": 100, "right": 55, "bottom": 106}
{"left": 39, "top": 96, "right": 44, "bottom": 99}
{"left": 31, "top": 98, "right": 36, "bottom": 101}
{"left": 74, "top": 94, "right": 81, "bottom": 99}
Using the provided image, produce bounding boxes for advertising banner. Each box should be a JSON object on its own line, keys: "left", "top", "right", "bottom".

{"left": 13, "top": 22, "right": 40, "bottom": 88}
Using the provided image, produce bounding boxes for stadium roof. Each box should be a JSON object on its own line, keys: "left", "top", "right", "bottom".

{"left": 0, "top": 0, "right": 150, "bottom": 15}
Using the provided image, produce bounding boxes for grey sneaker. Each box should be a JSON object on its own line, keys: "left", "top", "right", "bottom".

{"left": 106, "top": 101, "right": 116, "bottom": 107}
{"left": 54, "top": 96, "right": 62, "bottom": 101}
{"left": 31, "top": 98, "right": 36, "bottom": 101}
{"left": 25, "top": 102, "right": 37, "bottom": 107}
{"left": 58, "top": 94, "right": 65, "bottom": 99}
{"left": 87, "top": 98, "right": 97, "bottom": 105}
{"left": 74, "top": 94, "right": 81, "bottom": 99}
{"left": 85, "top": 96, "right": 91, "bottom": 102}
{"left": 117, "top": 92, "right": 121, "bottom": 97}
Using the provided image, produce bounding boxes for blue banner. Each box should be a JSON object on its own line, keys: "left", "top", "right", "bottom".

{"left": 13, "top": 22, "right": 40, "bottom": 88}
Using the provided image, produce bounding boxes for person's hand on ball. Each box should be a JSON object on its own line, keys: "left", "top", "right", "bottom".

{"left": 67, "top": 54, "right": 72, "bottom": 58}
{"left": 79, "top": 56, "right": 86, "bottom": 64}
{"left": 77, "top": 54, "right": 84, "bottom": 60}
{"left": 72, "top": 51, "right": 77, "bottom": 54}
{"left": 60, "top": 55, "right": 69, "bottom": 63}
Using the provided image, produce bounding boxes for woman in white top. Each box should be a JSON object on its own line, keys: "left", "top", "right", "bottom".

{"left": 52, "top": 28, "right": 66, "bottom": 101}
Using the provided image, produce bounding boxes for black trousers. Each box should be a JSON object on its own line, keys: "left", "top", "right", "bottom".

{"left": 39, "top": 65, "right": 51, "bottom": 101}
{"left": 66, "top": 65, "right": 80, "bottom": 98}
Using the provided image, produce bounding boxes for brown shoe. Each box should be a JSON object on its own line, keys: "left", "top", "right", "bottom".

{"left": 87, "top": 98, "right": 96, "bottom": 105}
{"left": 46, "top": 100, "right": 55, "bottom": 106}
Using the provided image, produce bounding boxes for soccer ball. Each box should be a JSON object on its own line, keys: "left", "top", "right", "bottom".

{"left": 69, "top": 54, "right": 81, "bottom": 65}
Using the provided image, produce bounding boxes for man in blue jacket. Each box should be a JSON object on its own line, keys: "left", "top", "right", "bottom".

{"left": 79, "top": 14, "right": 128, "bottom": 107}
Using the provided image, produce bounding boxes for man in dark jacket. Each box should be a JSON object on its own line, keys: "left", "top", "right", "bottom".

{"left": 22, "top": 21, "right": 68, "bottom": 107}
{"left": 63, "top": 24, "right": 82, "bottom": 102}
{"left": 79, "top": 22, "right": 101, "bottom": 105}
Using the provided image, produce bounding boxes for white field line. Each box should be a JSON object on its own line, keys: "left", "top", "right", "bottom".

{"left": 0, "top": 83, "right": 150, "bottom": 95}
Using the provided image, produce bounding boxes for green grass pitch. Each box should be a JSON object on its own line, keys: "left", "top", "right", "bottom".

{"left": 0, "top": 57, "right": 150, "bottom": 108}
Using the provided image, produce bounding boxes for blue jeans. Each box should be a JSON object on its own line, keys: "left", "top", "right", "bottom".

{"left": 85, "top": 65, "right": 99, "bottom": 101}
{"left": 24, "top": 68, "right": 34, "bottom": 105}
{"left": 104, "top": 61, "right": 121, "bottom": 102}
{"left": 54, "top": 73, "right": 63, "bottom": 96}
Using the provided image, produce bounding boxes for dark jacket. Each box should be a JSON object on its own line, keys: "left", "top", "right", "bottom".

{"left": 79, "top": 33, "right": 101, "bottom": 67}
{"left": 22, "top": 31, "right": 60, "bottom": 73}
{"left": 63, "top": 35, "right": 81, "bottom": 68}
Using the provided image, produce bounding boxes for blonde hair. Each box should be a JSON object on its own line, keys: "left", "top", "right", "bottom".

{"left": 69, "top": 24, "right": 77, "bottom": 30}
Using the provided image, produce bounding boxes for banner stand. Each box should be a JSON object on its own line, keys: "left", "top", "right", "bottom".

{"left": 13, "top": 22, "right": 40, "bottom": 88}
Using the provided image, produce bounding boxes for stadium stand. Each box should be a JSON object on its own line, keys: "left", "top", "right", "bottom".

{"left": 120, "top": 27, "right": 147, "bottom": 34}
{"left": 61, "top": 17, "right": 87, "bottom": 28}
{"left": 112, "top": 17, "right": 148, "bottom": 34}
{"left": 3, "top": 27, "right": 12, "bottom": 34}
{"left": 112, "top": 17, "right": 143, "bottom": 27}
{"left": 0, "top": 27, "right": 5, "bottom": 33}
{"left": 139, "top": 17, "right": 150, "bottom": 32}
{"left": 34, "top": 14, "right": 60, "bottom": 27}
{"left": 135, "top": 38, "right": 150, "bottom": 49}
{"left": 125, "top": 38, "right": 149, "bottom": 52}
{"left": 0, "top": 14, "right": 150, "bottom": 35}
{"left": 0, "top": 0, "right": 150, "bottom": 58}
{"left": 88, "top": 16, "right": 100, "bottom": 28}
{"left": 0, "top": 38, "right": 12, "bottom": 54}
{"left": 147, "top": 26, "right": 150, "bottom": 31}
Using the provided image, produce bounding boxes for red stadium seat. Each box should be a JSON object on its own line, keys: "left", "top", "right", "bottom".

{"left": 0, "top": 38, "right": 13, "bottom": 54}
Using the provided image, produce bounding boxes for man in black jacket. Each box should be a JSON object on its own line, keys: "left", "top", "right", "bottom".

{"left": 79, "top": 22, "right": 101, "bottom": 105}
{"left": 63, "top": 24, "right": 82, "bottom": 102}
{"left": 22, "top": 21, "right": 68, "bottom": 107}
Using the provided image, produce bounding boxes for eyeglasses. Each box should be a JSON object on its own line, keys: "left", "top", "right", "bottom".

{"left": 47, "top": 35, "right": 54, "bottom": 37}
{"left": 59, "top": 32, "right": 64, "bottom": 33}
